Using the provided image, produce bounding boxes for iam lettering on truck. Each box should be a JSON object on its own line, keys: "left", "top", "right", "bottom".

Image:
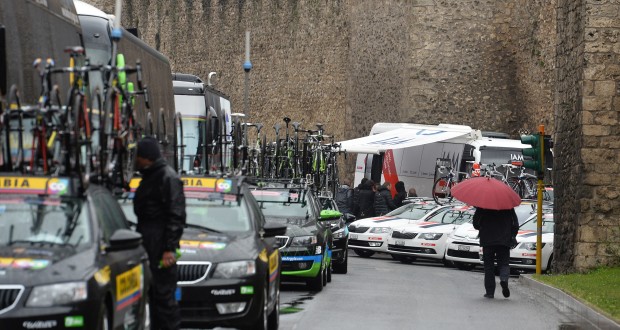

{"left": 116, "top": 265, "right": 142, "bottom": 311}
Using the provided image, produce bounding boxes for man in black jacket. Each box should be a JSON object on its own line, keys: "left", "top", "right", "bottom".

{"left": 374, "top": 182, "right": 397, "bottom": 216}
{"left": 473, "top": 207, "right": 519, "bottom": 299}
{"left": 133, "top": 137, "right": 186, "bottom": 330}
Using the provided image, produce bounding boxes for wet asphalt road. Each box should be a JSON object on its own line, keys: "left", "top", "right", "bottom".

{"left": 278, "top": 251, "right": 580, "bottom": 330}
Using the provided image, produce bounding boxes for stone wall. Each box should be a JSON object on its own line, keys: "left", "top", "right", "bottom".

{"left": 85, "top": 0, "right": 555, "bottom": 140}
{"left": 554, "top": 0, "right": 620, "bottom": 272}
{"left": 81, "top": 0, "right": 618, "bottom": 270}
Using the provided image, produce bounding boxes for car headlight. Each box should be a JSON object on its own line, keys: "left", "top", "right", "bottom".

{"left": 369, "top": 227, "right": 391, "bottom": 234}
{"left": 520, "top": 242, "right": 545, "bottom": 250}
{"left": 290, "top": 235, "right": 318, "bottom": 246}
{"left": 419, "top": 233, "right": 443, "bottom": 240}
{"left": 26, "top": 282, "right": 87, "bottom": 307}
{"left": 213, "top": 260, "right": 256, "bottom": 279}
{"left": 333, "top": 230, "right": 345, "bottom": 239}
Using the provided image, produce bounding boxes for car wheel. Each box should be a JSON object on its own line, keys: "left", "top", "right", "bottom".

{"left": 544, "top": 255, "right": 554, "bottom": 274}
{"left": 454, "top": 262, "right": 476, "bottom": 271}
{"left": 353, "top": 249, "right": 375, "bottom": 258}
{"left": 98, "top": 301, "right": 111, "bottom": 330}
{"left": 326, "top": 263, "right": 332, "bottom": 283}
{"left": 308, "top": 266, "right": 325, "bottom": 292}
{"left": 267, "top": 285, "right": 279, "bottom": 330}
{"left": 333, "top": 249, "right": 348, "bottom": 274}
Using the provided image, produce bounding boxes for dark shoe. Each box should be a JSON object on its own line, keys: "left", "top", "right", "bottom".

{"left": 500, "top": 281, "right": 510, "bottom": 298}
{"left": 484, "top": 294, "right": 494, "bottom": 299}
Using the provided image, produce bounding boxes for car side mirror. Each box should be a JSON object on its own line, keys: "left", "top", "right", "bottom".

{"left": 106, "top": 229, "right": 142, "bottom": 252}
{"left": 344, "top": 213, "right": 356, "bottom": 223}
{"left": 263, "top": 222, "right": 287, "bottom": 238}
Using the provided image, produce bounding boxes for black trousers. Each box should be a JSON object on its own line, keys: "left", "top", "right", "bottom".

{"left": 149, "top": 264, "right": 181, "bottom": 330}
{"left": 482, "top": 245, "right": 510, "bottom": 295}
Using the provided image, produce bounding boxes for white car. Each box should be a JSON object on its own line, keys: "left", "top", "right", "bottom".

{"left": 508, "top": 211, "right": 555, "bottom": 272}
{"left": 387, "top": 205, "right": 475, "bottom": 265}
{"left": 444, "top": 221, "right": 481, "bottom": 270}
{"left": 444, "top": 200, "right": 551, "bottom": 271}
{"left": 347, "top": 201, "right": 452, "bottom": 258}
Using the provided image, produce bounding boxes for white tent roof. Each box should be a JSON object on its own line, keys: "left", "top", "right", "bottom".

{"left": 338, "top": 125, "right": 477, "bottom": 154}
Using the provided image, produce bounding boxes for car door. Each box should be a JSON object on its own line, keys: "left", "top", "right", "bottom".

{"left": 92, "top": 189, "right": 147, "bottom": 330}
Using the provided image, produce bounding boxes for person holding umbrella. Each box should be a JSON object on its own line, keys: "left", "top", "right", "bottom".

{"left": 450, "top": 177, "right": 521, "bottom": 299}
{"left": 473, "top": 207, "right": 519, "bottom": 298}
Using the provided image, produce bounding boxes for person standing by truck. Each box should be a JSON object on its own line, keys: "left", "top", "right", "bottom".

{"left": 375, "top": 182, "right": 397, "bottom": 216}
{"left": 358, "top": 179, "right": 376, "bottom": 218}
{"left": 133, "top": 137, "right": 186, "bottom": 330}
{"left": 393, "top": 181, "right": 408, "bottom": 207}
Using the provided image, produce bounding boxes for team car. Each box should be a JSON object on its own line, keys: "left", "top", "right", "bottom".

{"left": 0, "top": 176, "right": 150, "bottom": 330}
{"left": 506, "top": 209, "right": 555, "bottom": 272}
{"left": 317, "top": 196, "right": 353, "bottom": 274}
{"left": 445, "top": 200, "right": 553, "bottom": 271}
{"left": 347, "top": 200, "right": 453, "bottom": 258}
{"left": 250, "top": 182, "right": 333, "bottom": 292}
{"left": 121, "top": 176, "right": 286, "bottom": 329}
{"left": 388, "top": 204, "right": 475, "bottom": 265}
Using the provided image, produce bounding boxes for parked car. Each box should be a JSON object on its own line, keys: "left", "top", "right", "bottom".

{"left": 250, "top": 183, "right": 333, "bottom": 292}
{"left": 121, "top": 176, "right": 286, "bottom": 329}
{"left": 507, "top": 210, "right": 555, "bottom": 273}
{"left": 347, "top": 200, "right": 453, "bottom": 258}
{"left": 387, "top": 205, "right": 475, "bottom": 265}
{"left": 0, "top": 175, "right": 150, "bottom": 330}
{"left": 317, "top": 196, "right": 352, "bottom": 274}
{"left": 444, "top": 200, "right": 552, "bottom": 271}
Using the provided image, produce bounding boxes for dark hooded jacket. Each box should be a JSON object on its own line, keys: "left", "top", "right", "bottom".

{"left": 335, "top": 184, "right": 353, "bottom": 214}
{"left": 358, "top": 181, "right": 376, "bottom": 218}
{"left": 134, "top": 158, "right": 186, "bottom": 267}
{"left": 374, "top": 184, "right": 397, "bottom": 216}
{"left": 393, "top": 181, "right": 407, "bottom": 208}
{"left": 472, "top": 208, "right": 519, "bottom": 247}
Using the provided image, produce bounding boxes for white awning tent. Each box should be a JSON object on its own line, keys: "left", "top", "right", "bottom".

{"left": 338, "top": 124, "right": 479, "bottom": 154}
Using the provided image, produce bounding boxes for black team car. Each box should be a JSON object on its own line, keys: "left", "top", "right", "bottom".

{"left": 318, "top": 196, "right": 354, "bottom": 274}
{"left": 121, "top": 176, "right": 286, "bottom": 330}
{"left": 250, "top": 182, "right": 333, "bottom": 291}
{"left": 0, "top": 175, "right": 151, "bottom": 330}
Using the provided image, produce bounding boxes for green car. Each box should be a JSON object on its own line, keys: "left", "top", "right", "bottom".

{"left": 250, "top": 183, "right": 333, "bottom": 292}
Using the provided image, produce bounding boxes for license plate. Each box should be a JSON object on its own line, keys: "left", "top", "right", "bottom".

{"left": 458, "top": 245, "right": 470, "bottom": 251}
{"left": 395, "top": 240, "right": 405, "bottom": 246}
{"left": 350, "top": 234, "right": 358, "bottom": 240}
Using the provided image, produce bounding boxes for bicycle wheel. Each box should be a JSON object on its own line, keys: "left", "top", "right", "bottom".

{"left": 74, "top": 92, "right": 93, "bottom": 187}
{"left": 432, "top": 178, "right": 455, "bottom": 205}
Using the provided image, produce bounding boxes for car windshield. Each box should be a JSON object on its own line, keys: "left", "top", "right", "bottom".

{"left": 251, "top": 189, "right": 313, "bottom": 219}
{"left": 425, "top": 207, "right": 474, "bottom": 225}
{"left": 0, "top": 196, "right": 90, "bottom": 247}
{"left": 386, "top": 203, "right": 441, "bottom": 220}
{"left": 520, "top": 213, "right": 554, "bottom": 233}
{"left": 514, "top": 202, "right": 553, "bottom": 225}
{"left": 119, "top": 194, "right": 251, "bottom": 233}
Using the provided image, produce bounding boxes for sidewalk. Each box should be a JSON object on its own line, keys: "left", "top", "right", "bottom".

{"left": 520, "top": 274, "right": 620, "bottom": 330}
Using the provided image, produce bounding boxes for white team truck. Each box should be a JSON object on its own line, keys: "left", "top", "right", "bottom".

{"left": 339, "top": 123, "right": 531, "bottom": 197}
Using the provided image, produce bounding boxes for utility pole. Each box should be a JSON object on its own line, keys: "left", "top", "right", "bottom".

{"left": 243, "top": 31, "right": 252, "bottom": 118}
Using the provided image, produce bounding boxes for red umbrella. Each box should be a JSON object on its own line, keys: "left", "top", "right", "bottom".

{"left": 450, "top": 177, "right": 521, "bottom": 210}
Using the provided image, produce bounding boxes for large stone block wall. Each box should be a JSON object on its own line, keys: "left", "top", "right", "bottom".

{"left": 554, "top": 0, "right": 620, "bottom": 272}
{"left": 554, "top": 0, "right": 585, "bottom": 273}
{"left": 85, "top": 0, "right": 555, "bottom": 140}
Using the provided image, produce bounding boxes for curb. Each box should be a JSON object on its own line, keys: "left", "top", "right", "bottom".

{"left": 520, "top": 274, "right": 620, "bottom": 330}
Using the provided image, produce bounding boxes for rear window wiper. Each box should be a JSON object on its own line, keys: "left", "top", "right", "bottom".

{"left": 184, "top": 223, "right": 221, "bottom": 233}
